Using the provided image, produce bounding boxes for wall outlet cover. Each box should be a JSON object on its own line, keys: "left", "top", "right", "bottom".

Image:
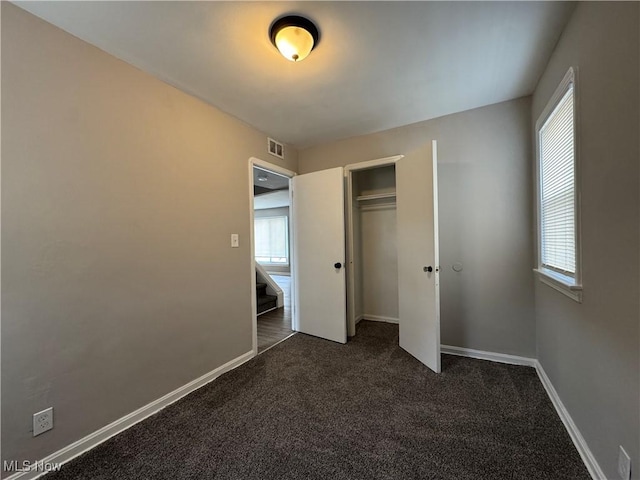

{"left": 33, "top": 407, "right": 54, "bottom": 436}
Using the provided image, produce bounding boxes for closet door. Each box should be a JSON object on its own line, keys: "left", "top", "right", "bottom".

{"left": 292, "top": 167, "right": 347, "bottom": 344}
{"left": 396, "top": 141, "right": 441, "bottom": 373}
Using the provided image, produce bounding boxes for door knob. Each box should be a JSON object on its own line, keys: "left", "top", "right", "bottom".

{"left": 423, "top": 266, "right": 433, "bottom": 273}
{"left": 334, "top": 262, "right": 342, "bottom": 269}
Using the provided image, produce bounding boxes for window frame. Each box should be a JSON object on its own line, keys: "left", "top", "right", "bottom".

{"left": 254, "top": 214, "right": 290, "bottom": 266}
{"left": 534, "top": 67, "right": 583, "bottom": 302}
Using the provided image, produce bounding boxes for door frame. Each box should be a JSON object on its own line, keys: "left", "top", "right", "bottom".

{"left": 344, "top": 155, "right": 404, "bottom": 337}
{"left": 248, "top": 157, "right": 296, "bottom": 356}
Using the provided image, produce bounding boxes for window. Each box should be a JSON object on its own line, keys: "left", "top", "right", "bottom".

{"left": 535, "top": 67, "right": 582, "bottom": 302}
{"left": 254, "top": 216, "right": 289, "bottom": 265}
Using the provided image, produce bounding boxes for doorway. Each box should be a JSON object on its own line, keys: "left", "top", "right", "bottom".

{"left": 249, "top": 158, "right": 296, "bottom": 354}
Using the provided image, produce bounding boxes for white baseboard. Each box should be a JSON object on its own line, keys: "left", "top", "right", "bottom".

{"left": 534, "top": 361, "right": 605, "bottom": 480}
{"left": 362, "top": 314, "right": 399, "bottom": 324}
{"left": 440, "top": 345, "right": 536, "bottom": 367}
{"left": 355, "top": 315, "right": 364, "bottom": 325}
{"left": 5, "top": 350, "right": 254, "bottom": 480}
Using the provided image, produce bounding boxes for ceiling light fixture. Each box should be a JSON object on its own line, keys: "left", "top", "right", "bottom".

{"left": 257, "top": 173, "right": 269, "bottom": 182}
{"left": 269, "top": 15, "right": 319, "bottom": 62}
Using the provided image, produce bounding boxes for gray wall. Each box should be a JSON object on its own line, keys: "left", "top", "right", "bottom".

{"left": 531, "top": 3, "right": 639, "bottom": 478}
{"left": 300, "top": 97, "right": 535, "bottom": 357}
{"left": 360, "top": 207, "right": 399, "bottom": 320}
{"left": 1, "top": 4, "right": 297, "bottom": 470}
{"left": 254, "top": 206, "right": 291, "bottom": 274}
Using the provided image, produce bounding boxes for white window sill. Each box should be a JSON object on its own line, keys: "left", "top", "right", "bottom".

{"left": 534, "top": 268, "right": 583, "bottom": 303}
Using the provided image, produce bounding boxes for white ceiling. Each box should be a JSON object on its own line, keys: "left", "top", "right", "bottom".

{"left": 15, "top": 1, "right": 575, "bottom": 148}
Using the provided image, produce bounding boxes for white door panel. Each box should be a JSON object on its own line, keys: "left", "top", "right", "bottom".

{"left": 292, "top": 167, "right": 347, "bottom": 344}
{"left": 396, "top": 141, "right": 441, "bottom": 373}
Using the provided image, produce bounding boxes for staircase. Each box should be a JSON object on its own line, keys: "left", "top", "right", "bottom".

{"left": 256, "top": 280, "right": 278, "bottom": 315}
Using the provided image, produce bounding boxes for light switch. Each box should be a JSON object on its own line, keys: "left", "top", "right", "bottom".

{"left": 231, "top": 234, "right": 239, "bottom": 248}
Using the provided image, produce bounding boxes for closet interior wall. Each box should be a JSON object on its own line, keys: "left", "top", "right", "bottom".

{"left": 349, "top": 165, "right": 399, "bottom": 332}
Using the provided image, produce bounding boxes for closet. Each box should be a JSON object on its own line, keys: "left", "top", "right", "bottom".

{"left": 346, "top": 164, "right": 399, "bottom": 336}
{"left": 293, "top": 143, "right": 441, "bottom": 372}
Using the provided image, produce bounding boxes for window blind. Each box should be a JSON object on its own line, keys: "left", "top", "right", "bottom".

{"left": 539, "top": 85, "right": 575, "bottom": 275}
{"left": 254, "top": 216, "right": 288, "bottom": 263}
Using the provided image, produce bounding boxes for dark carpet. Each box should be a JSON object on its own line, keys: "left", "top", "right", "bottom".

{"left": 45, "top": 321, "right": 589, "bottom": 480}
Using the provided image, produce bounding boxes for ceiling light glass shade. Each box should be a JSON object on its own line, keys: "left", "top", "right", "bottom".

{"left": 270, "top": 16, "right": 320, "bottom": 63}
{"left": 275, "top": 26, "right": 314, "bottom": 62}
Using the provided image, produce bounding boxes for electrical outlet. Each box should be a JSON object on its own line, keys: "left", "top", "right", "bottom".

{"left": 618, "top": 445, "right": 631, "bottom": 480}
{"left": 33, "top": 407, "right": 54, "bottom": 437}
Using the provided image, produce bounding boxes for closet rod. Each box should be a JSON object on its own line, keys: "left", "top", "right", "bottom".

{"left": 356, "top": 192, "right": 396, "bottom": 202}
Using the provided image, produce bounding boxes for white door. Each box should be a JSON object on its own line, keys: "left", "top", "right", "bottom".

{"left": 292, "top": 167, "right": 347, "bottom": 344}
{"left": 396, "top": 141, "right": 441, "bottom": 373}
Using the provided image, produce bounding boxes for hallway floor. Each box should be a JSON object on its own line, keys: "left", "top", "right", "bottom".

{"left": 257, "top": 274, "right": 293, "bottom": 353}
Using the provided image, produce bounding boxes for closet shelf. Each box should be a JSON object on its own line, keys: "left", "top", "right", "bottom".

{"left": 356, "top": 192, "right": 396, "bottom": 202}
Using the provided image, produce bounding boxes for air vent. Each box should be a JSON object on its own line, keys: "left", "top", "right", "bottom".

{"left": 267, "top": 137, "right": 284, "bottom": 159}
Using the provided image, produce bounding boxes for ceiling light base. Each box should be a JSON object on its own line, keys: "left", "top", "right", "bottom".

{"left": 269, "top": 15, "right": 320, "bottom": 62}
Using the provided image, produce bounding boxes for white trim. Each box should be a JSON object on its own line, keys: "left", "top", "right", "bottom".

{"left": 355, "top": 315, "right": 364, "bottom": 325}
{"left": 344, "top": 155, "right": 403, "bottom": 173}
{"left": 534, "top": 268, "right": 583, "bottom": 303}
{"left": 440, "top": 345, "right": 536, "bottom": 367}
{"left": 432, "top": 140, "right": 441, "bottom": 373}
{"left": 248, "top": 157, "right": 296, "bottom": 355}
{"left": 5, "top": 350, "right": 254, "bottom": 480}
{"left": 250, "top": 157, "right": 296, "bottom": 179}
{"left": 346, "top": 168, "right": 356, "bottom": 337}
{"left": 362, "top": 314, "right": 399, "bottom": 324}
{"left": 534, "top": 361, "right": 606, "bottom": 480}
